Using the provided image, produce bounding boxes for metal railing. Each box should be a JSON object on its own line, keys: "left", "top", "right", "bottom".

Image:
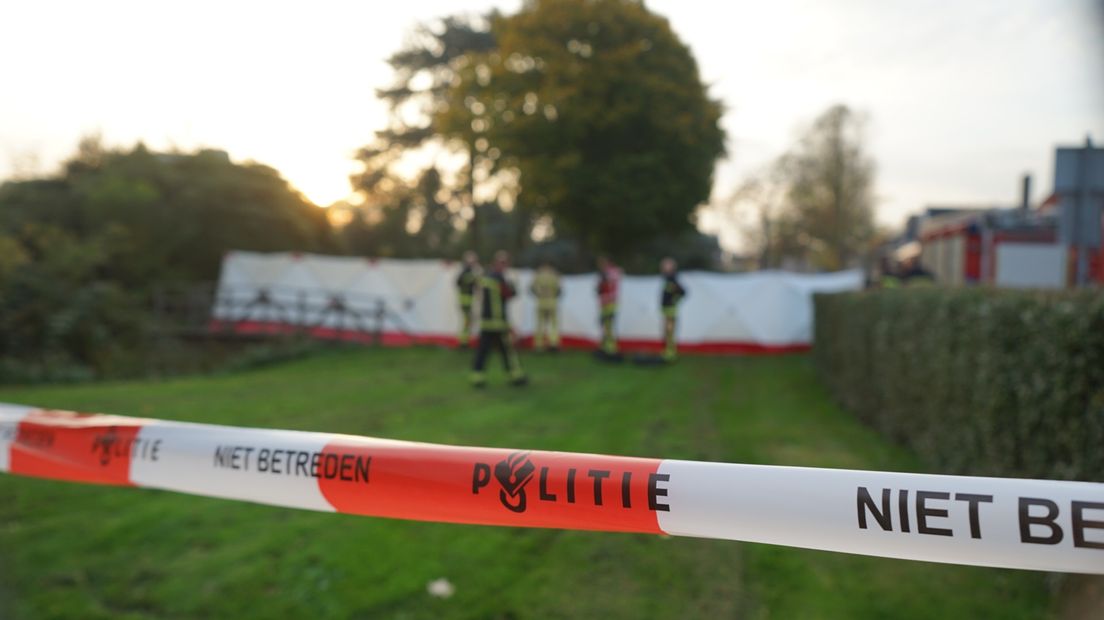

{"left": 152, "top": 283, "right": 419, "bottom": 345}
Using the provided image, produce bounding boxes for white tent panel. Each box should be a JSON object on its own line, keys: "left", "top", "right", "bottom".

{"left": 272, "top": 257, "right": 322, "bottom": 303}
{"left": 615, "top": 276, "right": 665, "bottom": 340}
{"left": 376, "top": 260, "right": 459, "bottom": 336}
{"left": 557, "top": 274, "right": 601, "bottom": 341}
{"left": 728, "top": 276, "right": 804, "bottom": 345}
{"left": 304, "top": 255, "right": 372, "bottom": 291}
{"left": 213, "top": 252, "right": 863, "bottom": 349}
{"left": 677, "top": 273, "right": 755, "bottom": 343}
{"left": 212, "top": 252, "right": 294, "bottom": 322}
{"left": 216, "top": 252, "right": 264, "bottom": 291}
{"left": 242, "top": 252, "right": 295, "bottom": 289}
{"left": 345, "top": 262, "right": 401, "bottom": 305}
{"left": 507, "top": 269, "right": 536, "bottom": 335}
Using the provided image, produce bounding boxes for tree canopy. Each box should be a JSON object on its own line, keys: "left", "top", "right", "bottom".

{"left": 356, "top": 0, "right": 726, "bottom": 260}
{"left": 736, "top": 105, "right": 876, "bottom": 271}
{"left": 1, "top": 138, "right": 335, "bottom": 285}
{"left": 488, "top": 0, "right": 725, "bottom": 256}
{"left": 0, "top": 137, "right": 337, "bottom": 376}
{"left": 781, "top": 105, "right": 875, "bottom": 270}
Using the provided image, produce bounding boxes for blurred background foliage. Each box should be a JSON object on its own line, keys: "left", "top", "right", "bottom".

{"left": 0, "top": 137, "right": 336, "bottom": 380}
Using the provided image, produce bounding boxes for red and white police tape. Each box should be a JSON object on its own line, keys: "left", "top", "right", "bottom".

{"left": 1, "top": 403, "right": 1101, "bottom": 574}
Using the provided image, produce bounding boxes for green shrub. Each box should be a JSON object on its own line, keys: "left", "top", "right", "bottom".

{"left": 814, "top": 288, "right": 1104, "bottom": 482}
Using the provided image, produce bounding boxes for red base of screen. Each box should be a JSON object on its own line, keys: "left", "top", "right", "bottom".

{"left": 208, "top": 320, "right": 810, "bottom": 355}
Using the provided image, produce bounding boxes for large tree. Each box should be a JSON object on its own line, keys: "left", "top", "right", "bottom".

{"left": 360, "top": 1, "right": 726, "bottom": 260}
{"left": 778, "top": 105, "right": 876, "bottom": 270}
{"left": 488, "top": 0, "right": 725, "bottom": 256}
{"left": 733, "top": 105, "right": 876, "bottom": 271}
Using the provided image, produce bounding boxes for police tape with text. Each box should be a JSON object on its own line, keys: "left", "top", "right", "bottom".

{"left": 0, "top": 403, "right": 1100, "bottom": 574}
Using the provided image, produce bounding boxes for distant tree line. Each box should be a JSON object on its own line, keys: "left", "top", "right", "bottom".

{"left": 0, "top": 137, "right": 336, "bottom": 379}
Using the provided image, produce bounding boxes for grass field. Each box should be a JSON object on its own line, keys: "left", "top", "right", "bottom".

{"left": 0, "top": 348, "right": 1053, "bottom": 619}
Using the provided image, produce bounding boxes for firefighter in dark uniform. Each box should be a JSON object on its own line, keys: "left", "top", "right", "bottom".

{"left": 456, "top": 251, "right": 480, "bottom": 347}
{"left": 660, "top": 257, "right": 687, "bottom": 362}
{"left": 471, "top": 250, "right": 528, "bottom": 387}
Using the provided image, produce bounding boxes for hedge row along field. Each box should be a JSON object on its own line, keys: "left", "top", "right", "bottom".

{"left": 814, "top": 289, "right": 1104, "bottom": 483}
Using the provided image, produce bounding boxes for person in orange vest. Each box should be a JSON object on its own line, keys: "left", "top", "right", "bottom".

{"left": 595, "top": 255, "right": 622, "bottom": 358}
{"left": 455, "top": 251, "right": 480, "bottom": 347}
{"left": 471, "top": 250, "right": 528, "bottom": 388}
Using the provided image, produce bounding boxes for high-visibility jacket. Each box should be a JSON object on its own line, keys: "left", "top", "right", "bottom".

{"left": 530, "top": 269, "right": 561, "bottom": 312}
{"left": 661, "top": 274, "right": 687, "bottom": 316}
{"left": 479, "top": 270, "right": 516, "bottom": 332}
{"left": 597, "top": 266, "right": 621, "bottom": 311}
{"left": 456, "top": 266, "right": 478, "bottom": 306}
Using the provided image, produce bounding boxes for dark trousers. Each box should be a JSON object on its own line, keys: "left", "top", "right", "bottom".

{"left": 471, "top": 330, "right": 525, "bottom": 382}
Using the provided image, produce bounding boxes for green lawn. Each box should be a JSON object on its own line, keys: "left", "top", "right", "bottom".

{"left": 0, "top": 348, "right": 1052, "bottom": 619}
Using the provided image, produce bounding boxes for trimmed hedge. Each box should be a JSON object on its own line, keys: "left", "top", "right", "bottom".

{"left": 814, "top": 288, "right": 1104, "bottom": 482}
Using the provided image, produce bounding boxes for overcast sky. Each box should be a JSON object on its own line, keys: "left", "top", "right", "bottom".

{"left": 1, "top": 0, "right": 1101, "bottom": 250}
